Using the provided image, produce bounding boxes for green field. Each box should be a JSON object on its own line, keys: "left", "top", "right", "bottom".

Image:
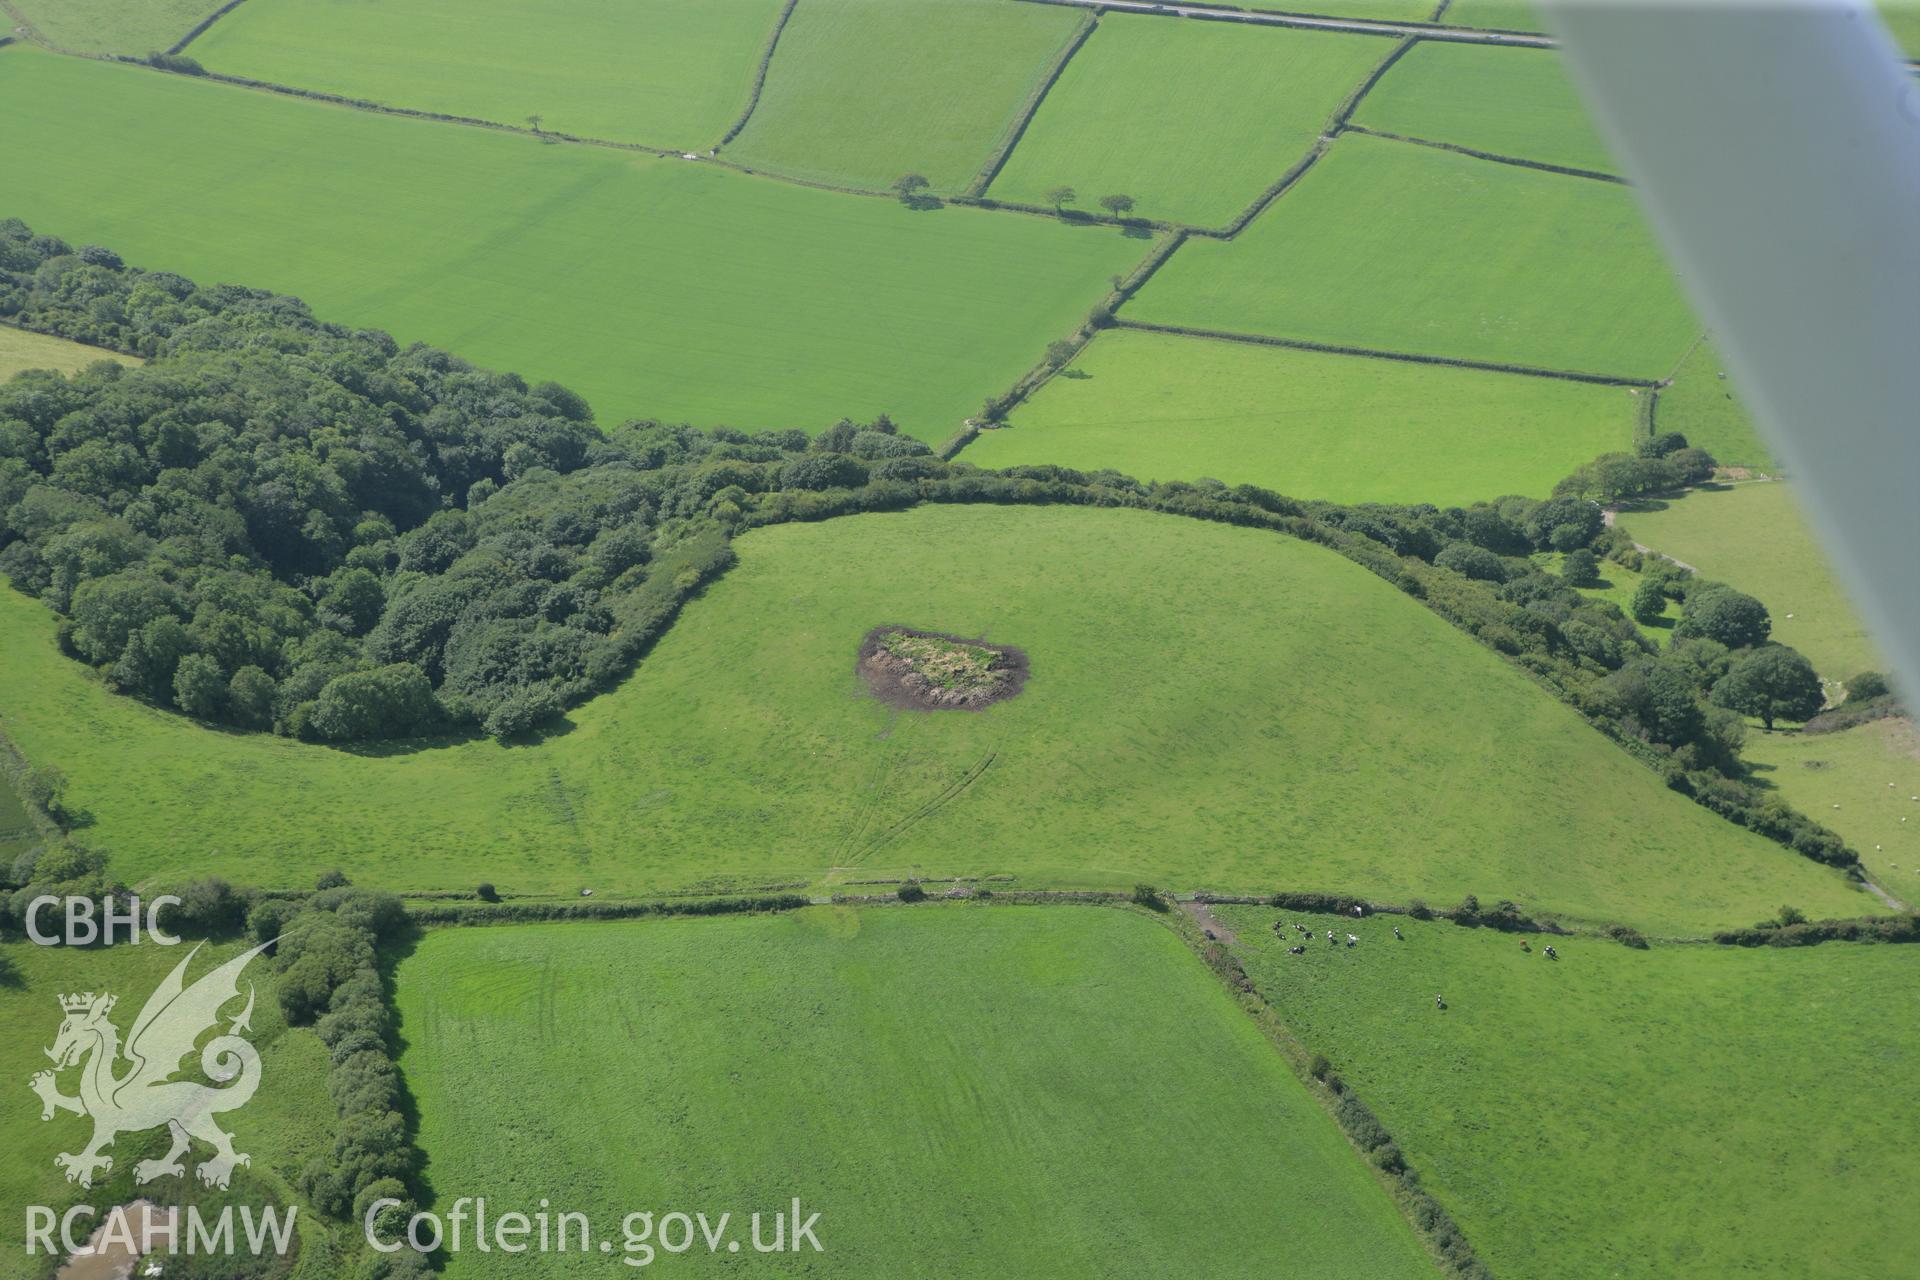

{"left": 1746, "top": 718, "right": 1920, "bottom": 905}
{"left": 1353, "top": 43, "right": 1615, "bottom": 175}
{"left": 1216, "top": 905, "right": 1920, "bottom": 1280}
{"left": 5, "top": 0, "right": 216, "bottom": 54}
{"left": 0, "top": 940, "right": 339, "bottom": 1279}
{"left": 0, "top": 504, "right": 1870, "bottom": 932}
{"left": 989, "top": 16, "right": 1383, "bottom": 227}
{"left": 397, "top": 907, "right": 1433, "bottom": 1278}
{"left": 1442, "top": 0, "right": 1545, "bottom": 33}
{"left": 1129, "top": 132, "right": 1699, "bottom": 378}
{"left": 0, "top": 48, "right": 1138, "bottom": 440}
{"left": 966, "top": 327, "right": 1638, "bottom": 503}
{"left": 0, "top": 323, "right": 140, "bottom": 380}
{"left": 1617, "top": 483, "right": 1883, "bottom": 682}
{"left": 1655, "top": 338, "right": 1775, "bottom": 469}
{"left": 724, "top": 0, "right": 1083, "bottom": 194}
{"left": 191, "top": 0, "right": 784, "bottom": 151}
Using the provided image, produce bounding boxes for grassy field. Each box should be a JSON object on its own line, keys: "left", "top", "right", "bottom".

{"left": 966, "top": 327, "right": 1638, "bottom": 503}
{"left": 1746, "top": 718, "right": 1920, "bottom": 905}
{"left": 1655, "top": 338, "right": 1775, "bottom": 469}
{"left": 1216, "top": 905, "right": 1920, "bottom": 1280}
{"left": 1129, "top": 132, "right": 1698, "bottom": 378}
{"left": 0, "top": 504, "right": 1871, "bottom": 931}
{"left": 1353, "top": 43, "right": 1615, "bottom": 175}
{"left": 191, "top": 0, "right": 784, "bottom": 152}
{"left": 988, "top": 16, "right": 1383, "bottom": 228}
{"left": 0, "top": 48, "right": 1138, "bottom": 440}
{"left": 1616, "top": 483, "right": 1883, "bottom": 682}
{"left": 396, "top": 906, "right": 1433, "bottom": 1278}
{"left": 0, "top": 939, "right": 340, "bottom": 1279}
{"left": 0, "top": 323, "right": 140, "bottom": 380}
{"left": 5, "top": 0, "right": 216, "bottom": 54}
{"left": 724, "top": 0, "right": 1084, "bottom": 194}
{"left": 1442, "top": 0, "right": 1545, "bottom": 32}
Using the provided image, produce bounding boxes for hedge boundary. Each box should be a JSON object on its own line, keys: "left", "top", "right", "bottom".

{"left": 168, "top": 0, "right": 250, "bottom": 55}
{"left": 717, "top": 0, "right": 799, "bottom": 148}
{"left": 1341, "top": 124, "right": 1626, "bottom": 186}
{"left": 966, "top": 9, "right": 1100, "bottom": 198}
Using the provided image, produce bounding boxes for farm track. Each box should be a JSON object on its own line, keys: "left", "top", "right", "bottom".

{"left": 841, "top": 748, "right": 999, "bottom": 866}
{"left": 1017, "top": 0, "right": 1555, "bottom": 47}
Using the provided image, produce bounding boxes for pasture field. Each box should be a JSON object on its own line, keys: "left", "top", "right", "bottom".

{"left": 0, "top": 940, "right": 340, "bottom": 1280}
{"left": 0, "top": 324, "right": 140, "bottom": 380}
{"left": 1441, "top": 0, "right": 1544, "bottom": 33}
{"left": 1244, "top": 0, "right": 1432, "bottom": 17}
{"left": 0, "top": 505, "right": 1872, "bottom": 932}
{"left": 4, "top": 0, "right": 214, "bottom": 54}
{"left": 0, "top": 49, "right": 1138, "bottom": 439}
{"left": 988, "top": 16, "right": 1384, "bottom": 228}
{"left": 1617, "top": 483, "right": 1883, "bottom": 682}
{"left": 966, "top": 327, "right": 1638, "bottom": 504}
{"left": 723, "top": 0, "right": 1084, "bottom": 194}
{"left": 1216, "top": 905, "right": 1920, "bottom": 1280}
{"left": 190, "top": 0, "right": 785, "bottom": 152}
{"left": 1129, "top": 132, "right": 1699, "bottom": 378}
{"left": 1655, "top": 338, "right": 1775, "bottom": 469}
{"left": 395, "top": 907, "right": 1434, "bottom": 1279}
{"left": 1746, "top": 718, "right": 1920, "bottom": 905}
{"left": 1352, "top": 43, "right": 1615, "bottom": 175}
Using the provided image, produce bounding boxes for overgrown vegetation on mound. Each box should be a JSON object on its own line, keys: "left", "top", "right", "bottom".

{"left": 0, "top": 225, "right": 1855, "bottom": 875}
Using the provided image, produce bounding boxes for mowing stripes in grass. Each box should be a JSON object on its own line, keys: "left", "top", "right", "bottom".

{"left": 1130, "top": 131, "right": 1700, "bottom": 378}
{"left": 397, "top": 908, "right": 1437, "bottom": 1279}
{"left": 0, "top": 504, "right": 1872, "bottom": 931}
{"left": 724, "top": 0, "right": 1085, "bottom": 194}
{"left": 988, "top": 15, "right": 1383, "bottom": 228}
{"left": 1655, "top": 337, "right": 1775, "bottom": 469}
{"left": 1219, "top": 906, "right": 1920, "bottom": 1280}
{"left": 191, "top": 0, "right": 787, "bottom": 151}
{"left": 966, "top": 327, "right": 1637, "bottom": 504}
{"left": 1353, "top": 42, "right": 1616, "bottom": 175}
{"left": 1617, "top": 483, "right": 1884, "bottom": 682}
{"left": 0, "top": 49, "right": 1139, "bottom": 439}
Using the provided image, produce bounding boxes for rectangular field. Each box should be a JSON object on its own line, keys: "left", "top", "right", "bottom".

{"left": 0, "top": 324, "right": 140, "bottom": 380}
{"left": 966, "top": 327, "right": 1638, "bottom": 504}
{"left": 723, "top": 0, "right": 1085, "bottom": 193}
{"left": 1654, "top": 338, "right": 1775, "bottom": 468}
{"left": 1218, "top": 905, "right": 1920, "bottom": 1280}
{"left": 396, "top": 907, "right": 1434, "bottom": 1278}
{"left": 1129, "top": 132, "right": 1699, "bottom": 378}
{"left": 190, "top": 0, "right": 786, "bottom": 151}
{"left": 0, "top": 504, "right": 1874, "bottom": 933}
{"left": 4, "top": 0, "right": 219, "bottom": 54}
{"left": 0, "top": 49, "right": 1139, "bottom": 440}
{"left": 1353, "top": 43, "right": 1616, "bottom": 175}
{"left": 1616, "top": 482, "right": 1884, "bottom": 681}
{"left": 988, "top": 15, "right": 1384, "bottom": 228}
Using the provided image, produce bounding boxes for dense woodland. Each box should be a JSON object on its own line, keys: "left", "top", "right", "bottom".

{"left": 0, "top": 221, "right": 1867, "bottom": 884}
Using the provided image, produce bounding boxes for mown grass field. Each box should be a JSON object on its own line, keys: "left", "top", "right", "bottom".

{"left": 396, "top": 907, "right": 1434, "bottom": 1279}
{"left": 0, "top": 324, "right": 140, "bottom": 380}
{"left": 988, "top": 16, "right": 1382, "bottom": 228}
{"left": 1746, "top": 718, "right": 1920, "bottom": 905}
{"left": 0, "top": 505, "right": 1871, "bottom": 932}
{"left": 1352, "top": 43, "right": 1615, "bottom": 175}
{"left": 724, "top": 0, "right": 1083, "bottom": 194}
{"left": 1655, "top": 339, "right": 1775, "bottom": 469}
{"left": 1216, "top": 905, "right": 1920, "bottom": 1280}
{"left": 5, "top": 0, "right": 215, "bottom": 54}
{"left": 1617, "top": 483, "right": 1883, "bottom": 681}
{"left": 1129, "top": 132, "right": 1699, "bottom": 378}
{"left": 967, "top": 327, "right": 1637, "bottom": 503}
{"left": 191, "top": 0, "right": 784, "bottom": 152}
{"left": 0, "top": 48, "right": 1137, "bottom": 440}
{"left": 0, "top": 940, "right": 341, "bottom": 1280}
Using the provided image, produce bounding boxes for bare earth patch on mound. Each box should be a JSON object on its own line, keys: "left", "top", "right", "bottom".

{"left": 858, "top": 627, "right": 1028, "bottom": 711}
